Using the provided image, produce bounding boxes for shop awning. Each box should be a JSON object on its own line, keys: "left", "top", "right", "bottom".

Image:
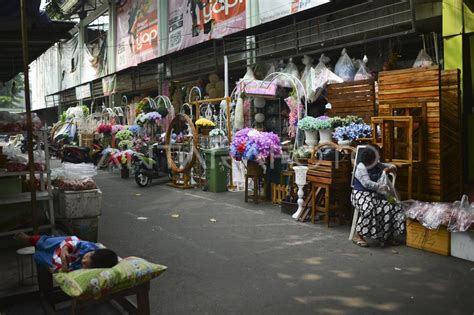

{"left": 0, "top": 0, "right": 75, "bottom": 83}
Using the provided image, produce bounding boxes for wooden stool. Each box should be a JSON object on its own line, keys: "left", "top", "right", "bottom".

{"left": 16, "top": 246, "right": 36, "bottom": 286}
{"left": 245, "top": 174, "right": 265, "bottom": 203}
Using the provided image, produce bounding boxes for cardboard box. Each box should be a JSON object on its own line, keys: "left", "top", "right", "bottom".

{"left": 451, "top": 230, "right": 474, "bottom": 262}
{"left": 406, "top": 219, "right": 451, "bottom": 256}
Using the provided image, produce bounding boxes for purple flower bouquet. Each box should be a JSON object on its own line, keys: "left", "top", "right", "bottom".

{"left": 230, "top": 128, "right": 282, "bottom": 162}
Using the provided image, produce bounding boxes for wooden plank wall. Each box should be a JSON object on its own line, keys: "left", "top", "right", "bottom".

{"left": 377, "top": 66, "right": 462, "bottom": 202}
{"left": 326, "top": 79, "right": 376, "bottom": 122}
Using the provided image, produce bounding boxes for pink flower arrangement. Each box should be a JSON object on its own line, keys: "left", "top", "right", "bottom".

{"left": 285, "top": 96, "right": 303, "bottom": 138}
{"left": 97, "top": 123, "right": 112, "bottom": 134}
{"left": 111, "top": 124, "right": 124, "bottom": 134}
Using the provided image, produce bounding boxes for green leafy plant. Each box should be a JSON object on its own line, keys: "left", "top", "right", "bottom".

{"left": 329, "top": 116, "right": 345, "bottom": 129}
{"left": 118, "top": 140, "right": 134, "bottom": 150}
{"left": 297, "top": 116, "right": 319, "bottom": 132}
{"left": 344, "top": 115, "right": 364, "bottom": 125}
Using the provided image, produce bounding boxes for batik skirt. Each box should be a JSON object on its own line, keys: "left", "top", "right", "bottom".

{"left": 351, "top": 190, "right": 405, "bottom": 242}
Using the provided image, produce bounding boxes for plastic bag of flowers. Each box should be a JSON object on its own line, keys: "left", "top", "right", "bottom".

{"left": 448, "top": 195, "right": 474, "bottom": 232}
{"left": 354, "top": 55, "right": 373, "bottom": 81}
{"left": 413, "top": 49, "right": 433, "bottom": 68}
{"left": 335, "top": 48, "right": 356, "bottom": 82}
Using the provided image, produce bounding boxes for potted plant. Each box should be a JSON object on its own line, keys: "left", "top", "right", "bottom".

{"left": 297, "top": 116, "right": 319, "bottom": 147}
{"left": 195, "top": 118, "right": 215, "bottom": 135}
{"left": 97, "top": 123, "right": 112, "bottom": 147}
{"left": 209, "top": 128, "right": 226, "bottom": 148}
{"left": 332, "top": 123, "right": 372, "bottom": 146}
{"left": 314, "top": 116, "right": 333, "bottom": 144}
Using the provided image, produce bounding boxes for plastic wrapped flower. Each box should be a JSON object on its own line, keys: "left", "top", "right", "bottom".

{"left": 195, "top": 118, "right": 215, "bottom": 127}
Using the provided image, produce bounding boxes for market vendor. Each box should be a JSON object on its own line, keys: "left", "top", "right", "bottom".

{"left": 14, "top": 232, "right": 118, "bottom": 273}
{"left": 351, "top": 145, "right": 405, "bottom": 247}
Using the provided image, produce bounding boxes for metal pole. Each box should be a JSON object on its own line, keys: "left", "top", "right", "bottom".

{"left": 20, "top": 0, "right": 38, "bottom": 233}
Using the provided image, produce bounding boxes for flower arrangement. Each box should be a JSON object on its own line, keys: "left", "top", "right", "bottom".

{"left": 314, "top": 115, "right": 332, "bottom": 130}
{"left": 115, "top": 129, "right": 134, "bottom": 141}
{"left": 128, "top": 124, "right": 141, "bottom": 134}
{"left": 285, "top": 95, "right": 303, "bottom": 138}
{"left": 332, "top": 123, "right": 372, "bottom": 141}
{"left": 111, "top": 124, "right": 124, "bottom": 135}
{"left": 230, "top": 128, "right": 282, "bottom": 162}
{"left": 110, "top": 150, "right": 135, "bottom": 168}
{"left": 329, "top": 116, "right": 345, "bottom": 129}
{"left": 209, "top": 128, "right": 225, "bottom": 137}
{"left": 135, "top": 99, "right": 152, "bottom": 115}
{"left": 344, "top": 115, "right": 364, "bottom": 125}
{"left": 195, "top": 118, "right": 215, "bottom": 127}
{"left": 118, "top": 139, "right": 134, "bottom": 150}
{"left": 297, "top": 116, "right": 319, "bottom": 131}
{"left": 97, "top": 123, "right": 112, "bottom": 134}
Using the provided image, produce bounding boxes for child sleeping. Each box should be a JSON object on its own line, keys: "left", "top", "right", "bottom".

{"left": 15, "top": 232, "right": 118, "bottom": 273}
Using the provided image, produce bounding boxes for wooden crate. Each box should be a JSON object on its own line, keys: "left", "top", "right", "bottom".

{"left": 406, "top": 219, "right": 451, "bottom": 256}
{"left": 377, "top": 67, "right": 462, "bottom": 202}
{"left": 307, "top": 159, "right": 351, "bottom": 186}
{"left": 326, "top": 79, "right": 376, "bottom": 123}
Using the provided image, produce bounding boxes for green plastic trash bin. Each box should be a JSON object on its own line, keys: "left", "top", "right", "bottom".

{"left": 204, "top": 148, "right": 229, "bottom": 192}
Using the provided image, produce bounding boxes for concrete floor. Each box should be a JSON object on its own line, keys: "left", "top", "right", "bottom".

{"left": 1, "top": 168, "right": 474, "bottom": 314}
{"left": 96, "top": 171, "right": 473, "bottom": 315}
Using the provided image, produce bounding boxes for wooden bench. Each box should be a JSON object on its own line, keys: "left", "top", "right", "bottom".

{"left": 37, "top": 265, "right": 151, "bottom": 315}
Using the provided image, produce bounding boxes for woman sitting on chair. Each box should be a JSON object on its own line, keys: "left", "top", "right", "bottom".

{"left": 351, "top": 145, "right": 405, "bottom": 247}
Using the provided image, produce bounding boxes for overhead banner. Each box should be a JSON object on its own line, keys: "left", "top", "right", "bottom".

{"left": 258, "top": 0, "right": 330, "bottom": 24}
{"left": 102, "top": 74, "right": 117, "bottom": 96}
{"left": 116, "top": 0, "right": 159, "bottom": 71}
{"left": 75, "top": 83, "right": 91, "bottom": 100}
{"left": 168, "top": 0, "right": 246, "bottom": 53}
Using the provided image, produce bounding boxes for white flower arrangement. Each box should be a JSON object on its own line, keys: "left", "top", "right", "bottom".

{"left": 209, "top": 128, "right": 225, "bottom": 137}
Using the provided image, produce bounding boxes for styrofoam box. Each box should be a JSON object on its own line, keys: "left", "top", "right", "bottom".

{"left": 56, "top": 189, "right": 102, "bottom": 219}
{"left": 451, "top": 230, "right": 474, "bottom": 262}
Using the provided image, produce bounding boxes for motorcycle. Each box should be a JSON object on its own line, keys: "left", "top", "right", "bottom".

{"left": 61, "top": 141, "right": 103, "bottom": 165}
{"left": 62, "top": 145, "right": 92, "bottom": 164}
{"left": 134, "top": 143, "right": 171, "bottom": 187}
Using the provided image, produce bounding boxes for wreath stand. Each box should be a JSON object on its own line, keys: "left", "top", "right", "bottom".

{"left": 190, "top": 96, "right": 234, "bottom": 189}
{"left": 165, "top": 113, "right": 197, "bottom": 189}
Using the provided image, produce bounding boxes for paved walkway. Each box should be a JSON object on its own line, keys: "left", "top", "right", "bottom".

{"left": 94, "top": 171, "right": 474, "bottom": 315}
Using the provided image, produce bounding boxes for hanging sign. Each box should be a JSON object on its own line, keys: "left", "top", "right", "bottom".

{"left": 241, "top": 80, "right": 277, "bottom": 97}
{"left": 116, "top": 0, "right": 159, "bottom": 71}
{"left": 168, "top": 0, "right": 246, "bottom": 53}
{"left": 75, "top": 83, "right": 91, "bottom": 100}
{"left": 258, "top": 0, "right": 330, "bottom": 24}
{"left": 102, "top": 74, "right": 117, "bottom": 96}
